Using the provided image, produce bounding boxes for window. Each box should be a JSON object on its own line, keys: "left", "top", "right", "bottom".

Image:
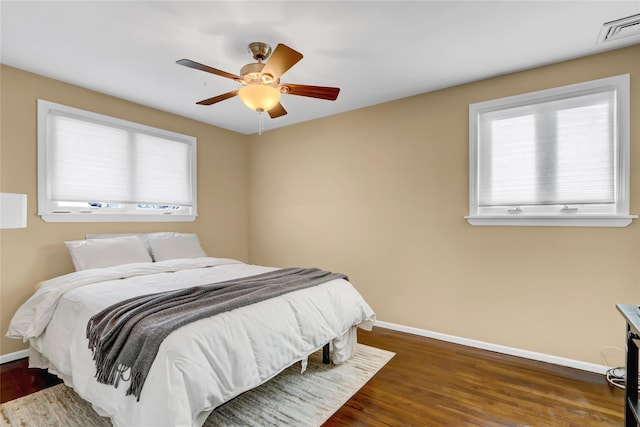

{"left": 38, "top": 99, "right": 197, "bottom": 222}
{"left": 467, "top": 74, "right": 634, "bottom": 227}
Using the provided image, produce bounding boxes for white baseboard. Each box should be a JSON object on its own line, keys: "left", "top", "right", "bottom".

{"left": 374, "top": 320, "right": 609, "bottom": 375}
{"left": 0, "top": 349, "right": 29, "bottom": 365}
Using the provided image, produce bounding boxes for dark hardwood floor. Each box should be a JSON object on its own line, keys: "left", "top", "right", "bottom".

{"left": 1, "top": 327, "right": 625, "bottom": 426}
{"left": 1, "top": 357, "right": 62, "bottom": 403}
{"left": 326, "top": 328, "right": 625, "bottom": 426}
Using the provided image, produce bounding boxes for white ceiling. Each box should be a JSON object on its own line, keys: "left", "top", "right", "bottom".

{"left": 2, "top": 1, "right": 639, "bottom": 135}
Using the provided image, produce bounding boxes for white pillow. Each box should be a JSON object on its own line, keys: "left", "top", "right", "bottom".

{"left": 86, "top": 233, "right": 153, "bottom": 257}
{"left": 65, "top": 235, "right": 152, "bottom": 271}
{"left": 148, "top": 233, "right": 207, "bottom": 261}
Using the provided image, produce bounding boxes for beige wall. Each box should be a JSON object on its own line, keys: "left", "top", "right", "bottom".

{"left": 248, "top": 44, "right": 640, "bottom": 366}
{"left": 0, "top": 65, "right": 249, "bottom": 355}
{"left": 2, "top": 45, "right": 639, "bottom": 367}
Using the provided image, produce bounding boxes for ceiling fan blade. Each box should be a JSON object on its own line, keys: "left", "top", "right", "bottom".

{"left": 196, "top": 90, "right": 238, "bottom": 105}
{"left": 282, "top": 84, "right": 340, "bottom": 101}
{"left": 177, "top": 59, "right": 241, "bottom": 81}
{"left": 261, "top": 44, "right": 303, "bottom": 80}
{"left": 268, "top": 103, "right": 287, "bottom": 119}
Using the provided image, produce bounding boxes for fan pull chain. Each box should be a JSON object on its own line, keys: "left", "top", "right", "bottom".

{"left": 258, "top": 111, "right": 265, "bottom": 135}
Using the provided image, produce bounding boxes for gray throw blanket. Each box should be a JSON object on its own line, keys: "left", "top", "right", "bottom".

{"left": 86, "top": 267, "right": 347, "bottom": 400}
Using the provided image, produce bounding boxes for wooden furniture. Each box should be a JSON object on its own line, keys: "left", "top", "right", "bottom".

{"left": 617, "top": 304, "right": 640, "bottom": 426}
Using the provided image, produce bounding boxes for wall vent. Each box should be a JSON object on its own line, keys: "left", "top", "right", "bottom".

{"left": 597, "top": 13, "right": 640, "bottom": 44}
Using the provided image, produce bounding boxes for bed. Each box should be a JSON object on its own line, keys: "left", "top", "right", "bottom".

{"left": 6, "top": 233, "right": 376, "bottom": 427}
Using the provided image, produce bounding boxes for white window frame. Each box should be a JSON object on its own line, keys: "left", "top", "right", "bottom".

{"left": 466, "top": 74, "right": 635, "bottom": 227}
{"left": 37, "top": 99, "right": 198, "bottom": 222}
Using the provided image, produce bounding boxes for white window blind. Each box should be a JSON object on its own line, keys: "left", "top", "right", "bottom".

{"left": 467, "top": 74, "right": 634, "bottom": 227}
{"left": 38, "top": 100, "right": 197, "bottom": 222}
{"left": 478, "top": 91, "right": 614, "bottom": 207}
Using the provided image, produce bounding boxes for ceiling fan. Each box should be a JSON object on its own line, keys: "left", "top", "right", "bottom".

{"left": 177, "top": 42, "right": 340, "bottom": 119}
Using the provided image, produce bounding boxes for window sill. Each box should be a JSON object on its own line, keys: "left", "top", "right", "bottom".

{"left": 465, "top": 214, "right": 637, "bottom": 227}
{"left": 40, "top": 213, "right": 197, "bottom": 223}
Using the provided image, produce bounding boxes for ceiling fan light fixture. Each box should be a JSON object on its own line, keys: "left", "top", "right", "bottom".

{"left": 178, "top": 42, "right": 340, "bottom": 119}
{"left": 239, "top": 83, "right": 281, "bottom": 112}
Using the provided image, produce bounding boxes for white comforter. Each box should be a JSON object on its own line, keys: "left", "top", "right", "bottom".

{"left": 6, "top": 258, "right": 376, "bottom": 427}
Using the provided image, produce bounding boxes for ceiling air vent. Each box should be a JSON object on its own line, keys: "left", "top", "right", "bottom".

{"left": 597, "top": 13, "right": 640, "bottom": 44}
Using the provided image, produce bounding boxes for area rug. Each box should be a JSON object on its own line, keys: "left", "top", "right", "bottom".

{"left": 0, "top": 344, "right": 394, "bottom": 427}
